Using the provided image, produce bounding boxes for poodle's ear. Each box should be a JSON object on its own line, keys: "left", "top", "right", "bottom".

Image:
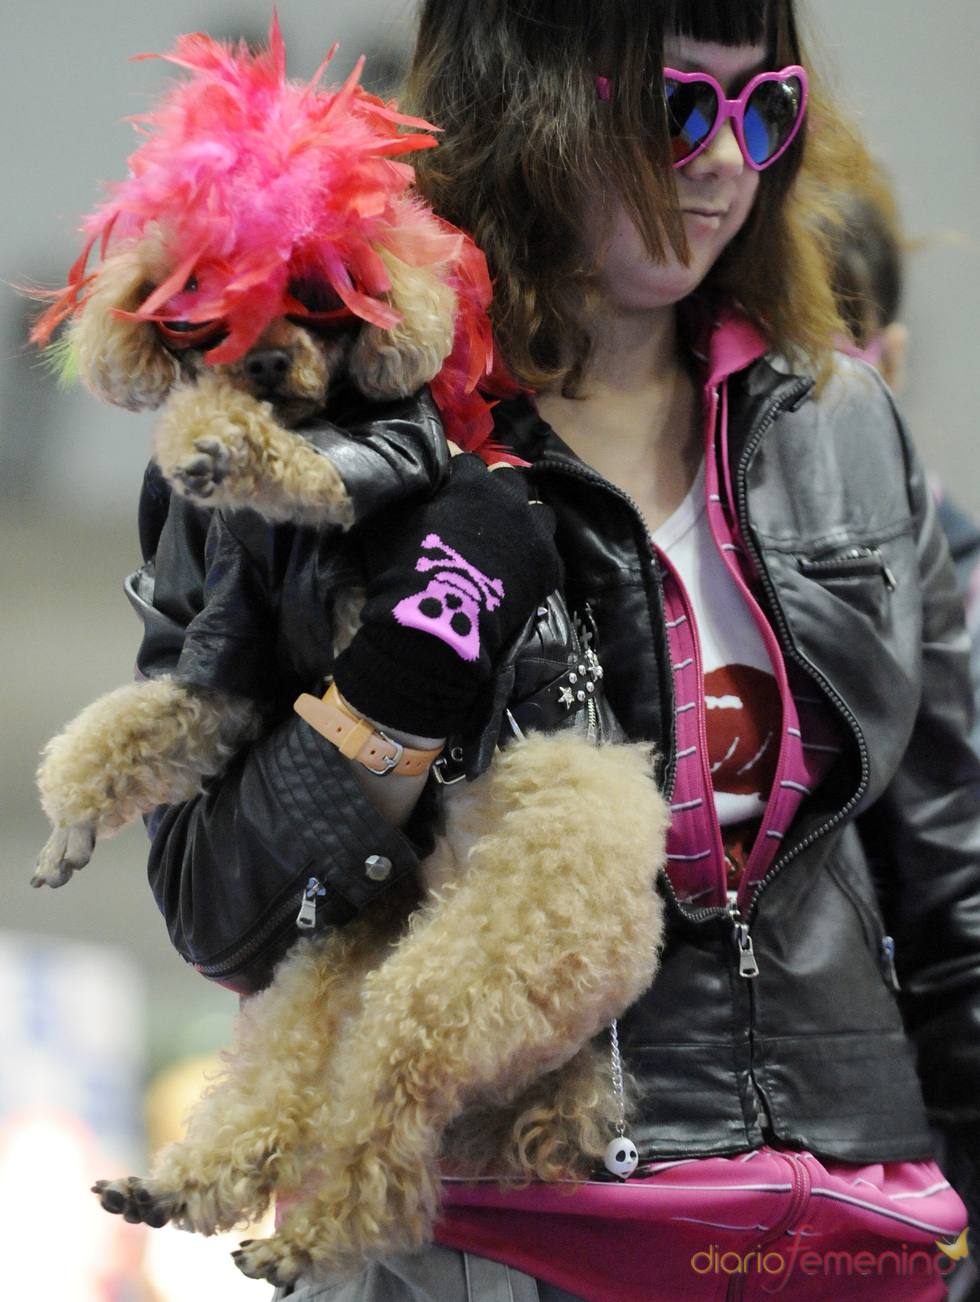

{"left": 348, "top": 249, "right": 456, "bottom": 401}
{"left": 71, "top": 244, "right": 180, "bottom": 411}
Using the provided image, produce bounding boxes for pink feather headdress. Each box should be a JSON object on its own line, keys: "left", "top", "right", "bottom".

{"left": 33, "top": 15, "right": 523, "bottom": 460}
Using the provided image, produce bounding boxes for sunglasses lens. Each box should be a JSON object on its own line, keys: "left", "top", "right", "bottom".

{"left": 157, "top": 319, "right": 225, "bottom": 349}
{"left": 665, "top": 78, "right": 719, "bottom": 164}
{"left": 743, "top": 75, "right": 804, "bottom": 166}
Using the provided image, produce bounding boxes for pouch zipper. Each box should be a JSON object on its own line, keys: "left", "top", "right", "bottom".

{"left": 725, "top": 1150, "right": 812, "bottom": 1301}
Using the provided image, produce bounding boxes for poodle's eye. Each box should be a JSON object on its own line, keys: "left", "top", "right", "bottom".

{"left": 287, "top": 278, "right": 346, "bottom": 315}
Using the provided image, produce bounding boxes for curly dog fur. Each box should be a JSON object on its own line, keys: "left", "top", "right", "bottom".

{"left": 93, "top": 732, "right": 668, "bottom": 1285}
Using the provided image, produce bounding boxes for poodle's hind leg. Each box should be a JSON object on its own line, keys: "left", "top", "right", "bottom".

{"left": 95, "top": 918, "right": 394, "bottom": 1235}
{"left": 234, "top": 731, "right": 669, "bottom": 1281}
{"left": 443, "top": 1039, "right": 623, "bottom": 1184}
{"left": 154, "top": 379, "right": 355, "bottom": 527}
{"left": 33, "top": 678, "right": 259, "bottom": 887}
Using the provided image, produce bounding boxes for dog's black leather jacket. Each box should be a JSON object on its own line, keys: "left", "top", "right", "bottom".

{"left": 133, "top": 383, "right": 616, "bottom": 993}
{"left": 135, "top": 355, "right": 980, "bottom": 1166}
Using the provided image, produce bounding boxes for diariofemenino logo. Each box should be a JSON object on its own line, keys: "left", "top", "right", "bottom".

{"left": 690, "top": 1225, "right": 968, "bottom": 1291}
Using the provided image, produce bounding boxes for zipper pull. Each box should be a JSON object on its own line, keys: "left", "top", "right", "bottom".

{"left": 881, "top": 935, "right": 900, "bottom": 991}
{"left": 296, "top": 877, "right": 325, "bottom": 930}
{"left": 733, "top": 920, "right": 760, "bottom": 978}
{"left": 872, "top": 548, "right": 898, "bottom": 591}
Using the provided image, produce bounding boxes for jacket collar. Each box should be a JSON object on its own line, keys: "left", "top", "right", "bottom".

{"left": 494, "top": 304, "right": 798, "bottom": 472}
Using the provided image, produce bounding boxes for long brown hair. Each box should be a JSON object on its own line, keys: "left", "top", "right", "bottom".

{"left": 405, "top": 0, "right": 865, "bottom": 392}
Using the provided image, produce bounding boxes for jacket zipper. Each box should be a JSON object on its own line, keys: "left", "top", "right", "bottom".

{"left": 731, "top": 382, "right": 872, "bottom": 929}
{"left": 296, "top": 876, "right": 326, "bottom": 930}
{"left": 536, "top": 380, "right": 871, "bottom": 1141}
{"left": 729, "top": 899, "right": 759, "bottom": 978}
{"left": 535, "top": 374, "right": 867, "bottom": 929}
{"left": 798, "top": 545, "right": 897, "bottom": 591}
{"left": 194, "top": 877, "right": 323, "bottom": 978}
{"left": 881, "top": 934, "right": 901, "bottom": 991}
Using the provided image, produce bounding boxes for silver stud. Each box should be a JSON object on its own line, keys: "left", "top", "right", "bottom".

{"left": 559, "top": 686, "right": 575, "bottom": 708}
{"left": 578, "top": 664, "right": 587, "bottom": 675}
{"left": 576, "top": 689, "right": 586, "bottom": 702}
{"left": 595, "top": 665, "right": 604, "bottom": 678}
{"left": 586, "top": 681, "right": 595, "bottom": 693}
{"left": 364, "top": 855, "right": 392, "bottom": 882}
{"left": 569, "top": 673, "right": 578, "bottom": 684}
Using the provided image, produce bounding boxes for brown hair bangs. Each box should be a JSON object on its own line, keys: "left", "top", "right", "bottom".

{"left": 405, "top": 0, "right": 861, "bottom": 393}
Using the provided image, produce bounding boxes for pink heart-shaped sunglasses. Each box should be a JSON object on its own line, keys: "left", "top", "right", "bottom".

{"left": 596, "top": 65, "right": 808, "bottom": 171}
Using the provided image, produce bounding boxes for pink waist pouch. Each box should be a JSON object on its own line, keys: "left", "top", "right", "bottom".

{"left": 436, "top": 1148, "right": 967, "bottom": 1301}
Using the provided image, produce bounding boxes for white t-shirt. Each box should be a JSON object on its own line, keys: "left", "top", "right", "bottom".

{"left": 652, "top": 463, "right": 779, "bottom": 825}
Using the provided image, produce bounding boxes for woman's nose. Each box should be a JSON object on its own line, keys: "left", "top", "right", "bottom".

{"left": 685, "top": 116, "right": 745, "bottom": 179}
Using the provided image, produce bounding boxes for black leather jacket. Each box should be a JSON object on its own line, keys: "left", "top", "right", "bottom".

{"left": 136, "top": 357, "right": 980, "bottom": 1166}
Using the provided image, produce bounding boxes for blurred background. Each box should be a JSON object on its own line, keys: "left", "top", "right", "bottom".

{"left": 0, "top": 0, "right": 977, "bottom": 1296}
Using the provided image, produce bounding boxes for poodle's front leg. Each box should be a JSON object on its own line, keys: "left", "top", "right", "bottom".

{"left": 95, "top": 922, "right": 390, "bottom": 1235}
{"left": 154, "top": 379, "right": 354, "bottom": 526}
{"left": 234, "top": 732, "right": 669, "bottom": 1283}
{"left": 34, "top": 679, "right": 259, "bottom": 887}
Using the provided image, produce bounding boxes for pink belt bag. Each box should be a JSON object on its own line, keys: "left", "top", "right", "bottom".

{"left": 437, "top": 1148, "right": 967, "bottom": 1302}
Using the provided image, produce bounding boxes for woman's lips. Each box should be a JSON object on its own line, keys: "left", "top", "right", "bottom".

{"left": 682, "top": 207, "right": 727, "bottom": 233}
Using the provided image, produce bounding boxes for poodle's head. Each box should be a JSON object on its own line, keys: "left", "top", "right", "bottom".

{"left": 33, "top": 18, "right": 499, "bottom": 445}
{"left": 59, "top": 227, "right": 462, "bottom": 427}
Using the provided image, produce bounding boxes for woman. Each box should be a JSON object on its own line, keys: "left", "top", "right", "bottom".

{"left": 139, "top": 0, "right": 980, "bottom": 1298}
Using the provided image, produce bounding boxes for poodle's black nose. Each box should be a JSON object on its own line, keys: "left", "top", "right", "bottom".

{"left": 244, "top": 350, "right": 291, "bottom": 391}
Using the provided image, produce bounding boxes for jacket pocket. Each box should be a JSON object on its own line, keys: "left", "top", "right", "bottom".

{"left": 797, "top": 545, "right": 897, "bottom": 589}
{"left": 825, "top": 848, "right": 901, "bottom": 994}
{"left": 795, "top": 543, "right": 902, "bottom": 624}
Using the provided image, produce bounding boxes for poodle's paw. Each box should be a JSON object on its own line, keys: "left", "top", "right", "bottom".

{"left": 93, "top": 1176, "right": 181, "bottom": 1230}
{"left": 232, "top": 1236, "right": 311, "bottom": 1287}
{"left": 170, "top": 435, "right": 231, "bottom": 500}
{"left": 32, "top": 824, "right": 96, "bottom": 887}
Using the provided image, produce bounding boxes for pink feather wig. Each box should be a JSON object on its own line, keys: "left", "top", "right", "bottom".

{"left": 33, "top": 15, "right": 522, "bottom": 460}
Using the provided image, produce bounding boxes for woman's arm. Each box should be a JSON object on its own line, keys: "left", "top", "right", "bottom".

{"left": 856, "top": 414, "right": 980, "bottom": 1128}
{"left": 132, "top": 451, "right": 560, "bottom": 994}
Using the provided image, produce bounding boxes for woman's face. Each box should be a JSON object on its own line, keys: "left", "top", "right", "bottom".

{"left": 592, "top": 37, "right": 768, "bottom": 313}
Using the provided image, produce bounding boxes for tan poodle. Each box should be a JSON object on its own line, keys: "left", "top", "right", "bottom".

{"left": 32, "top": 23, "right": 670, "bottom": 1286}
{"left": 92, "top": 733, "right": 667, "bottom": 1285}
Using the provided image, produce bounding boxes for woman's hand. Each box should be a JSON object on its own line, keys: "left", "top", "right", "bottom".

{"left": 332, "top": 452, "right": 562, "bottom": 741}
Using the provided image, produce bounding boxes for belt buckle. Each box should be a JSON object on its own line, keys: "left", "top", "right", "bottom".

{"left": 362, "top": 732, "right": 403, "bottom": 776}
